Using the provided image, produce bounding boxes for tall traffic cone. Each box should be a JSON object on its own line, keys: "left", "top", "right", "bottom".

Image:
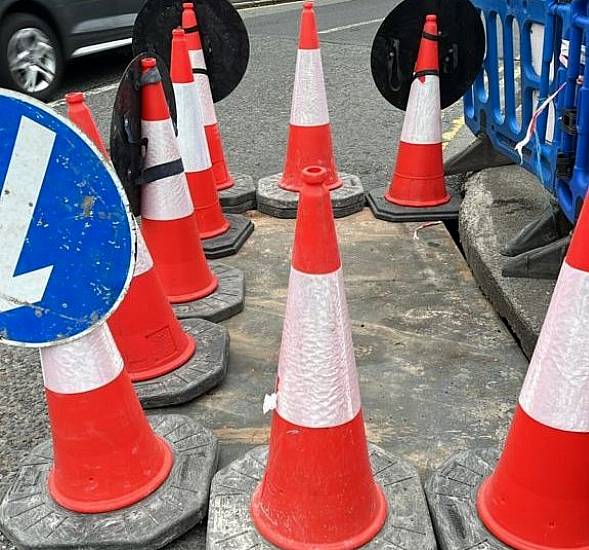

{"left": 182, "top": 3, "right": 257, "bottom": 214}
{"left": 0, "top": 324, "right": 219, "bottom": 548}
{"left": 206, "top": 167, "right": 436, "bottom": 550}
{"left": 251, "top": 165, "right": 387, "bottom": 547}
{"left": 281, "top": 3, "right": 339, "bottom": 193}
{"left": 107, "top": 232, "right": 230, "bottom": 408}
{"left": 367, "top": 15, "right": 460, "bottom": 223}
{"left": 140, "top": 57, "right": 219, "bottom": 299}
{"left": 65, "top": 92, "right": 109, "bottom": 158}
{"left": 256, "top": 2, "right": 365, "bottom": 219}
{"left": 42, "top": 326, "right": 173, "bottom": 513}
{"left": 387, "top": 15, "right": 448, "bottom": 207}
{"left": 426, "top": 191, "right": 589, "bottom": 548}
{"left": 171, "top": 28, "right": 229, "bottom": 238}
{"left": 182, "top": 3, "right": 232, "bottom": 192}
{"left": 170, "top": 30, "right": 254, "bottom": 258}
{"left": 66, "top": 82, "right": 233, "bottom": 407}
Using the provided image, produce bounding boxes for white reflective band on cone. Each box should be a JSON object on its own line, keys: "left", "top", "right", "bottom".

{"left": 173, "top": 81, "right": 212, "bottom": 173}
{"left": 189, "top": 50, "right": 217, "bottom": 126}
{"left": 520, "top": 261, "right": 589, "bottom": 432}
{"left": 400, "top": 75, "right": 442, "bottom": 144}
{"left": 134, "top": 229, "right": 154, "bottom": 277}
{"left": 141, "top": 119, "right": 194, "bottom": 221}
{"left": 290, "top": 49, "right": 330, "bottom": 127}
{"left": 41, "top": 324, "right": 124, "bottom": 394}
{"left": 277, "top": 267, "right": 362, "bottom": 428}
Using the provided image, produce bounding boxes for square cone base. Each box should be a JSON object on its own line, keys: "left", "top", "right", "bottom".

{"left": 367, "top": 186, "right": 461, "bottom": 223}
{"left": 206, "top": 445, "right": 437, "bottom": 549}
{"left": 425, "top": 448, "right": 511, "bottom": 549}
{"left": 219, "top": 174, "right": 257, "bottom": 213}
{"left": 257, "top": 172, "right": 366, "bottom": 219}
{"left": 133, "top": 318, "right": 229, "bottom": 409}
{"left": 202, "top": 214, "right": 254, "bottom": 259}
{"left": 0, "top": 415, "right": 218, "bottom": 550}
{"left": 173, "top": 263, "right": 245, "bottom": 323}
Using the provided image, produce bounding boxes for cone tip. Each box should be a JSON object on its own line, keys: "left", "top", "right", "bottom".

{"left": 173, "top": 27, "right": 185, "bottom": 38}
{"left": 302, "top": 166, "right": 327, "bottom": 186}
{"left": 141, "top": 57, "right": 157, "bottom": 70}
{"left": 182, "top": 2, "right": 193, "bottom": 8}
{"left": 303, "top": 1, "right": 314, "bottom": 9}
{"left": 426, "top": 14, "right": 437, "bottom": 22}
{"left": 65, "top": 92, "right": 85, "bottom": 105}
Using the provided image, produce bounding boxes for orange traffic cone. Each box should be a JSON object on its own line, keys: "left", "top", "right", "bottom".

{"left": 181, "top": 2, "right": 257, "bottom": 214}
{"left": 140, "top": 57, "right": 218, "bottom": 301}
{"left": 280, "top": 2, "right": 340, "bottom": 193}
{"left": 367, "top": 14, "right": 459, "bottom": 223}
{"left": 107, "top": 232, "right": 229, "bottom": 407}
{"left": 476, "top": 203, "right": 589, "bottom": 547}
{"left": 170, "top": 29, "right": 229, "bottom": 238}
{"left": 256, "top": 2, "right": 364, "bottom": 219}
{"left": 0, "top": 324, "right": 219, "bottom": 547}
{"left": 182, "top": 3, "right": 232, "bottom": 191}
{"left": 386, "top": 15, "right": 448, "bottom": 208}
{"left": 65, "top": 92, "right": 109, "bottom": 158}
{"left": 41, "top": 326, "right": 173, "bottom": 513}
{"left": 169, "top": 30, "right": 254, "bottom": 258}
{"left": 250, "top": 166, "right": 387, "bottom": 547}
{"left": 426, "top": 188, "right": 589, "bottom": 548}
{"left": 206, "top": 167, "right": 436, "bottom": 550}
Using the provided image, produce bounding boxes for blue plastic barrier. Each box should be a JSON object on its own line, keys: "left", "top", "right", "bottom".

{"left": 464, "top": 0, "right": 555, "bottom": 178}
{"left": 548, "top": 0, "right": 589, "bottom": 221}
{"left": 462, "top": 0, "right": 589, "bottom": 221}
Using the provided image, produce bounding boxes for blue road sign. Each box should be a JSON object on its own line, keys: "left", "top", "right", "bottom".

{"left": 0, "top": 90, "right": 135, "bottom": 347}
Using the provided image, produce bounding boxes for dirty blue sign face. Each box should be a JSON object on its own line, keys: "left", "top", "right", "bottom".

{"left": 0, "top": 90, "right": 135, "bottom": 347}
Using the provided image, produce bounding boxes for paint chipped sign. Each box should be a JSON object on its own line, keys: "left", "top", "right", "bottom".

{"left": 0, "top": 90, "right": 135, "bottom": 347}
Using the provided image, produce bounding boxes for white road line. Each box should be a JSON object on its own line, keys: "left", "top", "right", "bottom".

{"left": 319, "top": 18, "right": 382, "bottom": 34}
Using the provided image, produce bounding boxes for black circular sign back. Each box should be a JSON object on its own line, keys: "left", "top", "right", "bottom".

{"left": 371, "top": 0, "right": 485, "bottom": 110}
{"left": 110, "top": 53, "right": 177, "bottom": 216}
{"left": 132, "top": 0, "right": 249, "bottom": 103}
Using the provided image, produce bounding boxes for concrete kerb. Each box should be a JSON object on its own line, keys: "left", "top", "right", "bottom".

{"left": 458, "top": 165, "right": 556, "bottom": 358}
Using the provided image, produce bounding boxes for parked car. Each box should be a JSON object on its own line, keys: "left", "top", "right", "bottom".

{"left": 0, "top": 0, "right": 145, "bottom": 100}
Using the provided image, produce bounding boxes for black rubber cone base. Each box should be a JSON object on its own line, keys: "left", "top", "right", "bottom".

{"left": 219, "top": 174, "right": 257, "bottom": 213}
{"left": 202, "top": 214, "right": 254, "bottom": 259}
{"left": 206, "top": 445, "right": 437, "bottom": 549}
{"left": 425, "top": 448, "right": 514, "bottom": 549}
{"left": 257, "top": 172, "right": 365, "bottom": 219}
{"left": 367, "top": 186, "right": 461, "bottom": 223}
{"left": 173, "top": 263, "right": 245, "bottom": 323}
{"left": 0, "top": 415, "right": 218, "bottom": 550}
{"left": 134, "top": 318, "right": 229, "bottom": 409}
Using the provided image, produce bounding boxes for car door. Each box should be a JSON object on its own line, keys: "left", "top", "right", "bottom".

{"left": 66, "top": 0, "right": 145, "bottom": 55}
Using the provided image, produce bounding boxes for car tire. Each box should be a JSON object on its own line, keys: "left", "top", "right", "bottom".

{"left": 0, "top": 13, "right": 63, "bottom": 101}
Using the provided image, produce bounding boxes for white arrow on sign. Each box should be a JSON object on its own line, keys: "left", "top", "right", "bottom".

{"left": 0, "top": 117, "right": 56, "bottom": 313}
